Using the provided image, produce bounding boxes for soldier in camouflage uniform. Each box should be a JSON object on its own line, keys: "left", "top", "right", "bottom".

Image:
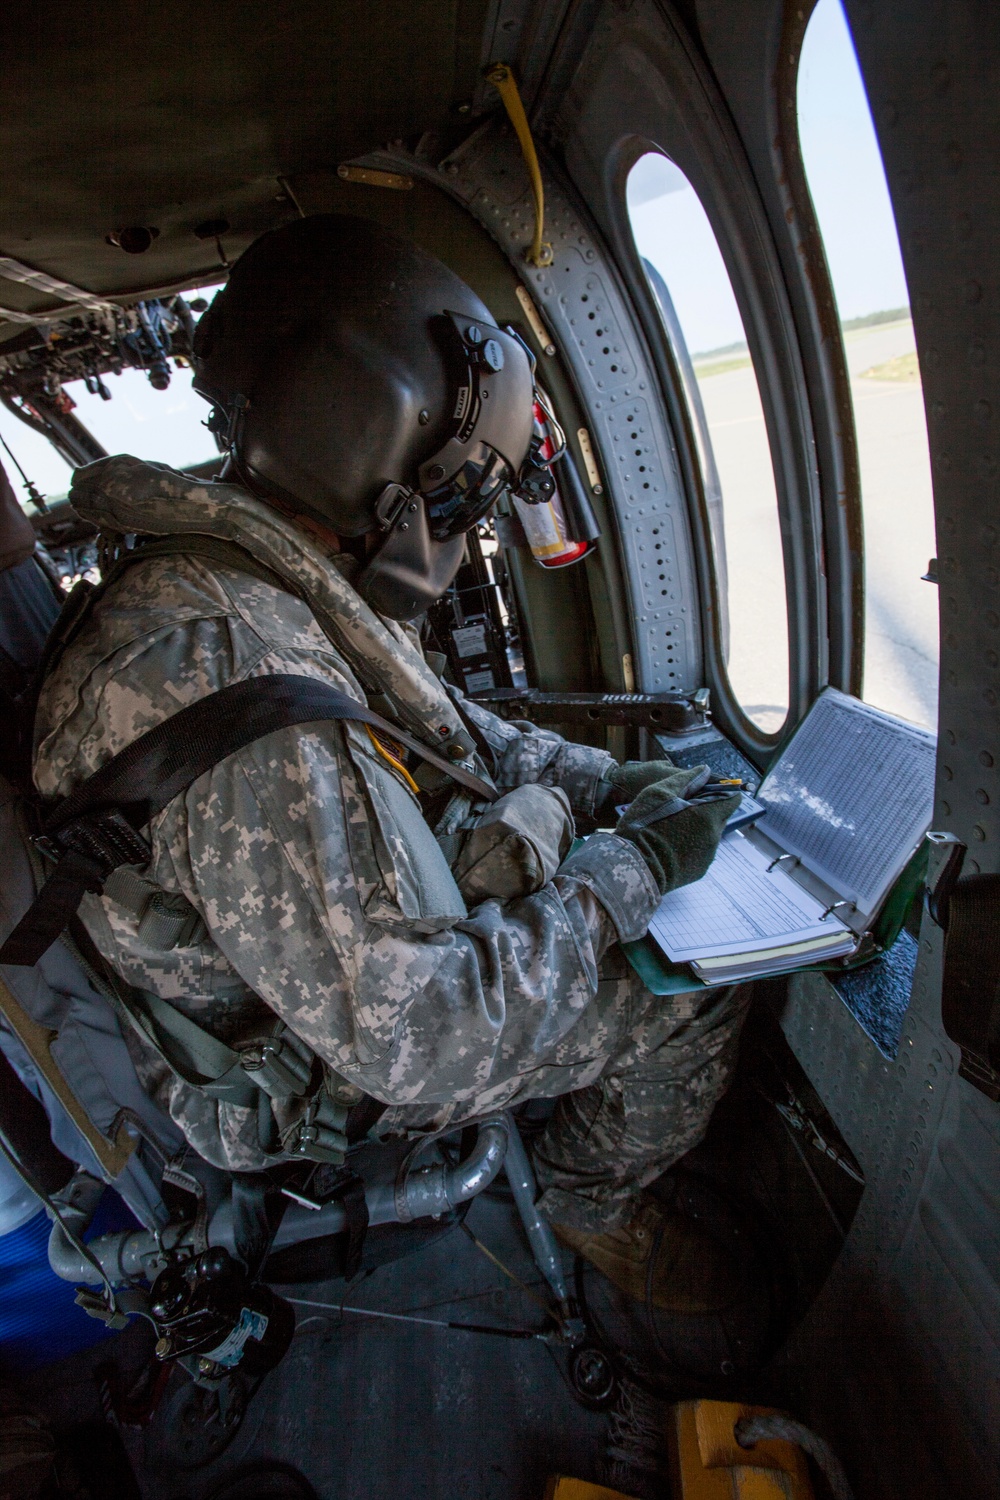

{"left": 34, "top": 216, "right": 748, "bottom": 1303}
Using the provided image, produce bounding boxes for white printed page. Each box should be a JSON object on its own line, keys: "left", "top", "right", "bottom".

{"left": 648, "top": 832, "right": 850, "bottom": 963}
{"left": 758, "top": 689, "right": 936, "bottom": 919}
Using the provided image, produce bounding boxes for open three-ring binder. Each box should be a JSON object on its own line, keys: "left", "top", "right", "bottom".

{"left": 645, "top": 689, "right": 937, "bottom": 985}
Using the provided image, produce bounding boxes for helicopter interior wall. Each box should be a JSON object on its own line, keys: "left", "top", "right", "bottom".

{"left": 547, "top": 0, "right": 841, "bottom": 757}
{"left": 540, "top": 3, "right": 997, "bottom": 1496}
{"left": 781, "top": 4, "right": 998, "bottom": 1496}
{"left": 706, "top": 3, "right": 998, "bottom": 1493}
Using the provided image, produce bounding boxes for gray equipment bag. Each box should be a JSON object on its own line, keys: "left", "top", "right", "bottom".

{"left": 0, "top": 774, "right": 182, "bottom": 1228}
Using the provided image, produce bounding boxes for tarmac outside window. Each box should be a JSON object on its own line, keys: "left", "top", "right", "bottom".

{"left": 798, "top": 0, "right": 938, "bottom": 732}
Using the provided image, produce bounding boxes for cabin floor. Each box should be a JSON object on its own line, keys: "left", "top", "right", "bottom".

{"left": 8, "top": 1002, "right": 863, "bottom": 1500}
{"left": 15, "top": 1192, "right": 612, "bottom": 1500}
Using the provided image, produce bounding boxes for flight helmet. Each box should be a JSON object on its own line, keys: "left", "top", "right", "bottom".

{"left": 192, "top": 214, "right": 542, "bottom": 619}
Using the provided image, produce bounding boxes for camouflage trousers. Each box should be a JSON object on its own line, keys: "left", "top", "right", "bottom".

{"left": 128, "top": 954, "right": 750, "bottom": 1227}
{"left": 526, "top": 968, "right": 751, "bottom": 1233}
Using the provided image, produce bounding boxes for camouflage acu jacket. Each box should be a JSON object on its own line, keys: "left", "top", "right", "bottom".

{"left": 33, "top": 457, "right": 660, "bottom": 1167}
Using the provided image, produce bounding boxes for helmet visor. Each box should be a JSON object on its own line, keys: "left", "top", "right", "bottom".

{"left": 422, "top": 442, "right": 514, "bottom": 540}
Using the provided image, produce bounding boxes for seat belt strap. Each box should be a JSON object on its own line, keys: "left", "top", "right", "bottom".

{"left": 125, "top": 988, "right": 258, "bottom": 1107}
{"left": 1, "top": 673, "right": 497, "bottom": 969}
{"left": 345, "top": 1093, "right": 389, "bottom": 1144}
{"left": 230, "top": 1172, "right": 288, "bottom": 1279}
{"left": 1, "top": 848, "right": 107, "bottom": 966}
{"left": 337, "top": 1172, "right": 370, "bottom": 1280}
{"left": 46, "top": 672, "right": 497, "bottom": 832}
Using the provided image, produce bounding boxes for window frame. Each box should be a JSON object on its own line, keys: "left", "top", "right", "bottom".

{"left": 614, "top": 124, "right": 825, "bottom": 760}
{"left": 555, "top": 1, "right": 860, "bottom": 763}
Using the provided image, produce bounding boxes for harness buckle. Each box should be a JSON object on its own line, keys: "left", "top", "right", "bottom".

{"left": 41, "top": 810, "right": 152, "bottom": 879}
{"left": 33, "top": 834, "right": 64, "bottom": 865}
{"left": 280, "top": 1093, "right": 349, "bottom": 1165}
{"left": 239, "top": 1025, "right": 314, "bottom": 1098}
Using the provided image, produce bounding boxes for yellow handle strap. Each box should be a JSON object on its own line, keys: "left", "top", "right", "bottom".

{"left": 485, "top": 63, "right": 554, "bottom": 268}
{"left": 366, "top": 725, "right": 421, "bottom": 795}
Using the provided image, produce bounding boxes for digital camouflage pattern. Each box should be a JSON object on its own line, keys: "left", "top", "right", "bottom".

{"left": 531, "top": 967, "right": 750, "bottom": 1229}
{"left": 34, "top": 457, "right": 747, "bottom": 1227}
{"left": 451, "top": 782, "right": 574, "bottom": 902}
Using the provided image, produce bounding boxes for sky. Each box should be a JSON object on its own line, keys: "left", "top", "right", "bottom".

{"left": 1, "top": 0, "right": 911, "bottom": 508}
{"left": 627, "top": 0, "right": 911, "bottom": 356}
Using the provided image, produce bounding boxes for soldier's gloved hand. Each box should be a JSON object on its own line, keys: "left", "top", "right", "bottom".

{"left": 593, "top": 758, "right": 679, "bottom": 822}
{"left": 613, "top": 768, "right": 740, "bottom": 896}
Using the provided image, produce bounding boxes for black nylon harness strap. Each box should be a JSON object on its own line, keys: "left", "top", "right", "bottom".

{"left": 43, "top": 672, "right": 497, "bottom": 835}
{"left": 1, "top": 673, "right": 497, "bottom": 968}
{"left": 3, "top": 849, "right": 106, "bottom": 966}
{"left": 335, "top": 1172, "right": 370, "bottom": 1280}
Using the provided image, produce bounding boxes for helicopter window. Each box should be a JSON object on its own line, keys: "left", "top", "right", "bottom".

{"left": 0, "top": 400, "right": 73, "bottom": 510}
{"left": 63, "top": 362, "right": 218, "bottom": 472}
{"left": 0, "top": 290, "right": 221, "bottom": 511}
{"left": 798, "top": 0, "right": 937, "bottom": 732}
{"left": 627, "top": 152, "right": 789, "bottom": 735}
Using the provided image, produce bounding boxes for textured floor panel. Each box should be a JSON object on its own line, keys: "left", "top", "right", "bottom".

{"left": 21, "top": 1193, "right": 607, "bottom": 1500}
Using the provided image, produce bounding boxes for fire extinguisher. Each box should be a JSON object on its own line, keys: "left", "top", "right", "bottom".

{"left": 511, "top": 390, "right": 601, "bottom": 569}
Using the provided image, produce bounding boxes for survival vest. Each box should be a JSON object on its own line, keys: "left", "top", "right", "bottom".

{"left": 0, "top": 534, "right": 499, "bottom": 1170}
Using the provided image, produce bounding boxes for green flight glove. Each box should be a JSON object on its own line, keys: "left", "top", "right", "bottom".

{"left": 613, "top": 769, "right": 740, "bottom": 896}
{"left": 609, "top": 758, "right": 680, "bottom": 800}
{"left": 593, "top": 758, "right": 680, "bottom": 823}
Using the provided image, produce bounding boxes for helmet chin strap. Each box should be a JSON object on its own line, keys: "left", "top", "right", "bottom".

{"left": 214, "top": 393, "right": 256, "bottom": 492}
{"left": 207, "top": 390, "right": 250, "bottom": 463}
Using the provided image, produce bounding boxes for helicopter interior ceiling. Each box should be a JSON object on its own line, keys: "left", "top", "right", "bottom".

{"left": 0, "top": 0, "right": 507, "bottom": 325}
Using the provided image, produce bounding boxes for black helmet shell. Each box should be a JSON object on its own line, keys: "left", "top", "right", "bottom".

{"left": 193, "top": 214, "right": 504, "bottom": 537}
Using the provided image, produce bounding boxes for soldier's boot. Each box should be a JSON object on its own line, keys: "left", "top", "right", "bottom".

{"left": 552, "top": 1199, "right": 739, "bottom": 1314}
